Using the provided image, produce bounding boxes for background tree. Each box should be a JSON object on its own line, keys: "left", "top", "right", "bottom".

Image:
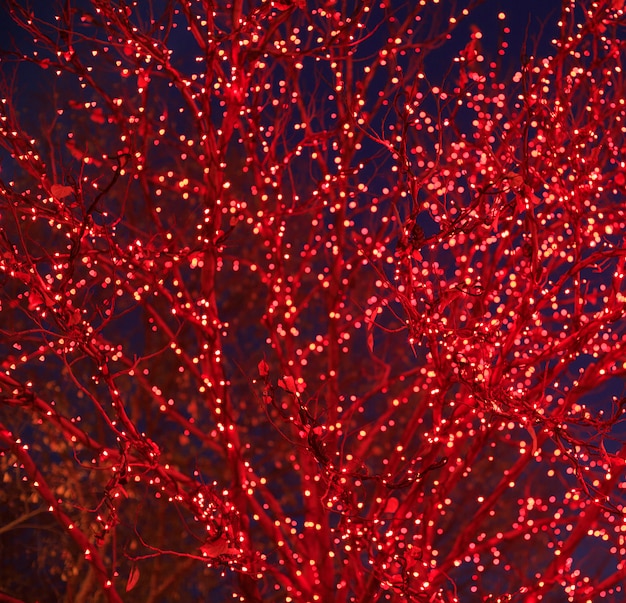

{"left": 1, "top": 0, "right": 625, "bottom": 601}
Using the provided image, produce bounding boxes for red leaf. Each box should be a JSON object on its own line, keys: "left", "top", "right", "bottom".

{"left": 138, "top": 72, "right": 150, "bottom": 89}
{"left": 51, "top": 184, "right": 73, "bottom": 199}
{"left": 278, "top": 376, "right": 305, "bottom": 394}
{"left": 90, "top": 107, "right": 105, "bottom": 124}
{"left": 384, "top": 497, "right": 399, "bottom": 514}
{"left": 366, "top": 317, "right": 374, "bottom": 353}
{"left": 66, "top": 140, "right": 84, "bottom": 160}
{"left": 200, "top": 535, "right": 239, "bottom": 558}
{"left": 126, "top": 565, "right": 140, "bottom": 592}
{"left": 67, "top": 308, "right": 82, "bottom": 326}
{"left": 273, "top": 1, "right": 292, "bottom": 10}
{"left": 28, "top": 291, "right": 45, "bottom": 310}
{"left": 258, "top": 359, "right": 269, "bottom": 377}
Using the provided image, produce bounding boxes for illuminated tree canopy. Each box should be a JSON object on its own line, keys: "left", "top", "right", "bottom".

{"left": 1, "top": 1, "right": 625, "bottom": 601}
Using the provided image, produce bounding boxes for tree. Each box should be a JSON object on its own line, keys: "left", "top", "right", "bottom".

{"left": 0, "top": 0, "right": 625, "bottom": 601}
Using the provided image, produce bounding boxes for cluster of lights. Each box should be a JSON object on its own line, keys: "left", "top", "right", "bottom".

{"left": 0, "top": 0, "right": 625, "bottom": 601}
